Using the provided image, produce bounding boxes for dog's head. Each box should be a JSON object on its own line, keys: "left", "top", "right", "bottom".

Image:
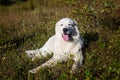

{"left": 55, "top": 18, "right": 80, "bottom": 41}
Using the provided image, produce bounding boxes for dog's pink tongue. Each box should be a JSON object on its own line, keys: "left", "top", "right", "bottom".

{"left": 62, "top": 34, "right": 69, "bottom": 41}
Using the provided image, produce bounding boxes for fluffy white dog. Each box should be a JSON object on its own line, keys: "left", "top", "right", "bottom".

{"left": 25, "top": 18, "right": 84, "bottom": 73}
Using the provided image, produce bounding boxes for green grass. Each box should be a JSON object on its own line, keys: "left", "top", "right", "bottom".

{"left": 0, "top": 0, "right": 120, "bottom": 80}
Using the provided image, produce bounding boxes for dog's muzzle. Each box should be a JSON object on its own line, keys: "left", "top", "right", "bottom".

{"left": 62, "top": 28, "right": 72, "bottom": 41}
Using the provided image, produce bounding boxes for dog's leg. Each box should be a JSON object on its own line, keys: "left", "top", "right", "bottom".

{"left": 25, "top": 49, "right": 44, "bottom": 61}
{"left": 25, "top": 48, "right": 53, "bottom": 61}
{"left": 72, "top": 51, "right": 84, "bottom": 72}
{"left": 29, "top": 57, "right": 58, "bottom": 73}
{"left": 25, "top": 36, "right": 54, "bottom": 60}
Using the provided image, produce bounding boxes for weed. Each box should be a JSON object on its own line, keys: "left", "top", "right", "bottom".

{"left": 0, "top": 0, "right": 120, "bottom": 80}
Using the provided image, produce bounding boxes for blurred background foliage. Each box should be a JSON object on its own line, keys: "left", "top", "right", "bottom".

{"left": 0, "top": 0, "right": 120, "bottom": 80}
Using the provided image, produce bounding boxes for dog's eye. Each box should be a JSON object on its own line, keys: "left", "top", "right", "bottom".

{"left": 68, "top": 24, "right": 72, "bottom": 26}
{"left": 60, "top": 24, "right": 63, "bottom": 26}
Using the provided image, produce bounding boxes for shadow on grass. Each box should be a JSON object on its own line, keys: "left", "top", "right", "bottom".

{"left": 83, "top": 31, "right": 99, "bottom": 48}
{"left": 82, "top": 31, "right": 99, "bottom": 64}
{"left": 0, "top": 0, "right": 27, "bottom": 6}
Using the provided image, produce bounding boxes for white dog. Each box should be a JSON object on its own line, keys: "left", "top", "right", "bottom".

{"left": 25, "top": 18, "right": 84, "bottom": 73}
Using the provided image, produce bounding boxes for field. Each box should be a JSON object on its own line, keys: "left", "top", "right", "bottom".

{"left": 0, "top": 0, "right": 120, "bottom": 80}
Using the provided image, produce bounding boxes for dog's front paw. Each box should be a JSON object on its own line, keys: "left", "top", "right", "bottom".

{"left": 72, "top": 63, "right": 80, "bottom": 73}
{"left": 29, "top": 69, "right": 37, "bottom": 74}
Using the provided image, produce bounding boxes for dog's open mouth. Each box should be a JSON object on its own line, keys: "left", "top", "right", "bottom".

{"left": 62, "top": 34, "right": 69, "bottom": 41}
{"left": 62, "top": 33, "right": 72, "bottom": 41}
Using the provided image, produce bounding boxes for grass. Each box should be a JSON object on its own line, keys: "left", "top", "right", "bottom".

{"left": 0, "top": 0, "right": 120, "bottom": 80}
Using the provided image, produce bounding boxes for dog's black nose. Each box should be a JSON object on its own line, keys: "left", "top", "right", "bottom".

{"left": 63, "top": 28, "right": 68, "bottom": 33}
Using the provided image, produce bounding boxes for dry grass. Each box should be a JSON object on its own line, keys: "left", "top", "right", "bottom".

{"left": 0, "top": 0, "right": 120, "bottom": 80}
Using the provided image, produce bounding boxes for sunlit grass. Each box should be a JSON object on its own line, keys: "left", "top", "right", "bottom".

{"left": 0, "top": 0, "right": 120, "bottom": 80}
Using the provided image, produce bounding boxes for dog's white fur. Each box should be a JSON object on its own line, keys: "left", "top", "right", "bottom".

{"left": 25, "top": 18, "right": 84, "bottom": 73}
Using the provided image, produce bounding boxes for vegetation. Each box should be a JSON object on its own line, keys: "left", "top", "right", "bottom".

{"left": 0, "top": 0, "right": 120, "bottom": 80}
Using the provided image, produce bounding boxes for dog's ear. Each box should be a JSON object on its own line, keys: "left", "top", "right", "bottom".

{"left": 55, "top": 19, "right": 62, "bottom": 35}
{"left": 55, "top": 19, "right": 62, "bottom": 28}
{"left": 72, "top": 20, "right": 81, "bottom": 40}
{"left": 73, "top": 20, "right": 77, "bottom": 26}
